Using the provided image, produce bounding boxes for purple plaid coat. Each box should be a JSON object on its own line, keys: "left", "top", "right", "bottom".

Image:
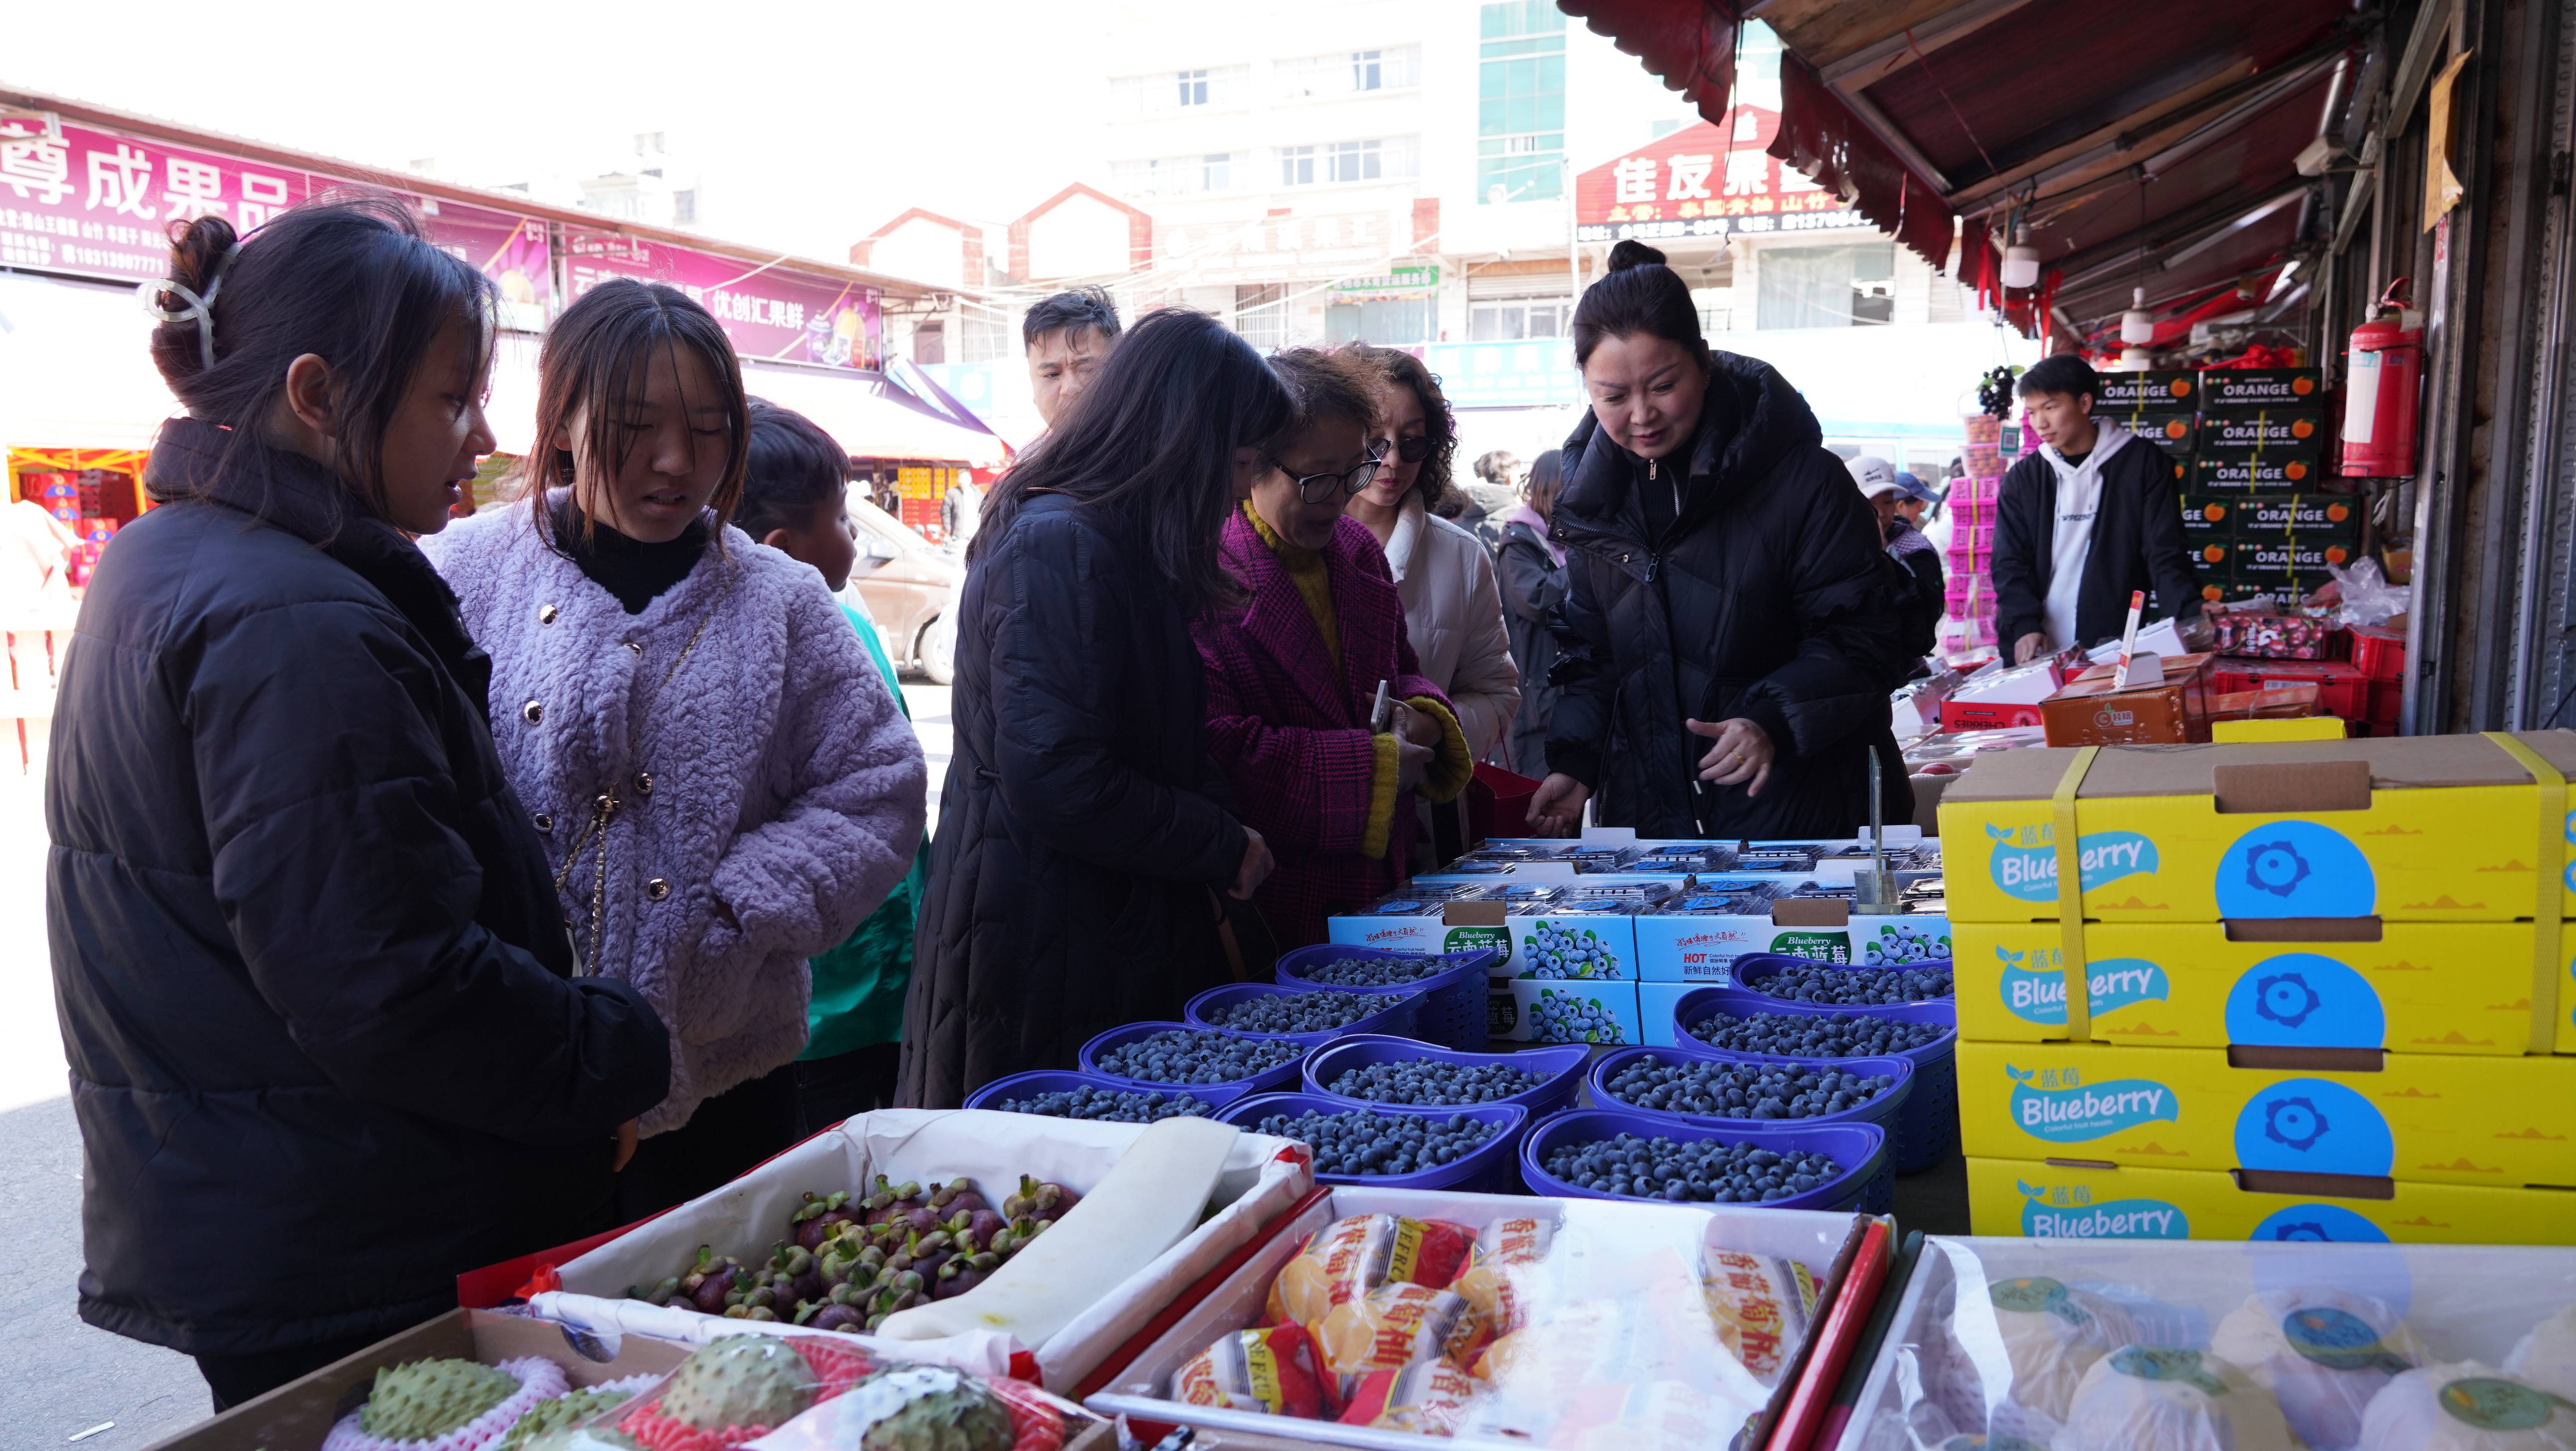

{"left": 1194, "top": 511, "right": 1452, "bottom": 949}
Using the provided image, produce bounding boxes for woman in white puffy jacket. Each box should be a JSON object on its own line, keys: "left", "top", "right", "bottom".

{"left": 1340, "top": 346, "right": 1521, "bottom": 861}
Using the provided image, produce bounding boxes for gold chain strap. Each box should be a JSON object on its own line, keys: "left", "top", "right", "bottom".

{"left": 549, "top": 572, "right": 730, "bottom": 972}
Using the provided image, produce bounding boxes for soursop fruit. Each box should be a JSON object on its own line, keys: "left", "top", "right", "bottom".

{"left": 657, "top": 1334, "right": 819, "bottom": 1433}
{"left": 359, "top": 1358, "right": 522, "bottom": 1441}
{"left": 493, "top": 1386, "right": 644, "bottom": 1451}
{"left": 835, "top": 1365, "right": 1013, "bottom": 1451}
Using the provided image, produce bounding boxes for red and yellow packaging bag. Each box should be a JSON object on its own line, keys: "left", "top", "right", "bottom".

{"left": 1313, "top": 1282, "right": 1491, "bottom": 1382}
{"left": 1335, "top": 1361, "right": 1479, "bottom": 1435}
{"left": 1703, "top": 1249, "right": 1819, "bottom": 1385}
{"left": 1449, "top": 1215, "right": 1554, "bottom": 1339}
{"left": 1266, "top": 1214, "right": 1476, "bottom": 1326}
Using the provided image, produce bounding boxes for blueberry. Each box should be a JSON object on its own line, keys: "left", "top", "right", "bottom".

{"left": 1542, "top": 1132, "right": 1845, "bottom": 1204}
{"left": 992, "top": 1085, "right": 1212, "bottom": 1123}
{"left": 1324, "top": 1056, "right": 1552, "bottom": 1105}
{"left": 1204, "top": 989, "right": 1418, "bottom": 1035}
{"left": 1094, "top": 1029, "right": 1305, "bottom": 1084}
{"left": 1293, "top": 954, "right": 1457, "bottom": 988}
{"left": 1254, "top": 1107, "right": 1500, "bottom": 1177}
{"left": 1748, "top": 964, "right": 1953, "bottom": 1006}
{"left": 1686, "top": 1010, "right": 1948, "bottom": 1058}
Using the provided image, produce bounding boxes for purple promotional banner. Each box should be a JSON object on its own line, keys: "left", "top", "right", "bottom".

{"left": 0, "top": 115, "right": 553, "bottom": 328}
{"left": 564, "top": 227, "right": 884, "bottom": 370}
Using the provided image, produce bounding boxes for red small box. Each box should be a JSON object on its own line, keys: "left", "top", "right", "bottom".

{"left": 2210, "top": 658, "right": 2369, "bottom": 720}
{"left": 1941, "top": 698, "right": 2044, "bottom": 732}
{"left": 2350, "top": 625, "right": 2407, "bottom": 682}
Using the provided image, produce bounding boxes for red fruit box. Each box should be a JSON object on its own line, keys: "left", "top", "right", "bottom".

{"left": 2370, "top": 679, "right": 2405, "bottom": 723}
{"left": 2351, "top": 624, "right": 2408, "bottom": 682}
{"left": 2209, "top": 658, "right": 2368, "bottom": 720}
{"left": 2204, "top": 609, "right": 2332, "bottom": 659}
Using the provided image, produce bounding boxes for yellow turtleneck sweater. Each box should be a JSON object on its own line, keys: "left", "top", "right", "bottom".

{"left": 1243, "top": 501, "right": 1472, "bottom": 859}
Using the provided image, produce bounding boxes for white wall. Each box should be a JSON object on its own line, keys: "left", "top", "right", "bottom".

{"left": 872, "top": 220, "right": 970, "bottom": 290}
{"left": 1026, "top": 194, "right": 1134, "bottom": 280}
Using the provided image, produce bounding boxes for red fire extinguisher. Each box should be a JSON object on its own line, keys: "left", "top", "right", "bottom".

{"left": 2342, "top": 278, "right": 2423, "bottom": 477}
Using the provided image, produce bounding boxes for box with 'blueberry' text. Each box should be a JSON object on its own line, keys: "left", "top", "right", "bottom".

{"left": 1966, "top": 1156, "right": 2576, "bottom": 1245}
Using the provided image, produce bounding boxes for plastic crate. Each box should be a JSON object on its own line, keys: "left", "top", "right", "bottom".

{"left": 2210, "top": 659, "right": 2368, "bottom": 719}
{"left": 1183, "top": 982, "right": 1424, "bottom": 1050}
{"left": 1519, "top": 1108, "right": 1888, "bottom": 1213}
{"left": 1302, "top": 1035, "right": 1588, "bottom": 1115}
{"left": 1272, "top": 944, "right": 1497, "bottom": 1052}
{"left": 1671, "top": 989, "right": 1958, "bottom": 1174}
{"left": 1585, "top": 1044, "right": 1913, "bottom": 1212}
{"left": 1214, "top": 1092, "right": 1531, "bottom": 1193}
{"left": 2352, "top": 624, "right": 2408, "bottom": 682}
{"left": 964, "top": 1068, "right": 1254, "bottom": 1116}
{"left": 1077, "top": 1021, "right": 1311, "bottom": 1098}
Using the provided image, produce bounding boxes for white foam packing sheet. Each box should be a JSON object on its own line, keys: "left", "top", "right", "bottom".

{"left": 534, "top": 1108, "right": 1312, "bottom": 1391}
{"left": 1832, "top": 1236, "right": 2576, "bottom": 1451}
{"left": 1084, "top": 1184, "right": 1859, "bottom": 1451}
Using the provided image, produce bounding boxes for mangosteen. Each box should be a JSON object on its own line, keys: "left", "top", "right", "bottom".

{"left": 810, "top": 1304, "right": 863, "bottom": 1333}
{"left": 790, "top": 1190, "right": 859, "bottom": 1251}
{"left": 927, "top": 1176, "right": 991, "bottom": 1218}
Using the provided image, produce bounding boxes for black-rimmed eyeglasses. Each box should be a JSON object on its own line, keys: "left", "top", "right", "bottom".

{"left": 1276, "top": 450, "right": 1387, "bottom": 503}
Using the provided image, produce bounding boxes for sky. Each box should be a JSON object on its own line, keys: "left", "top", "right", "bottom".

{"left": 4, "top": 0, "right": 1137, "bottom": 264}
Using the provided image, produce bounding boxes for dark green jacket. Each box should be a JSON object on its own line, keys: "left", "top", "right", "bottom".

{"left": 803, "top": 601, "right": 929, "bottom": 1059}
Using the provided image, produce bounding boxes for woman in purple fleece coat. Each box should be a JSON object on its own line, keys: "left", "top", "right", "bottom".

{"left": 423, "top": 280, "right": 925, "bottom": 1217}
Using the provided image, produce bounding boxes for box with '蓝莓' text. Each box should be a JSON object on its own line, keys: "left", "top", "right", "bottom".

{"left": 1630, "top": 895, "right": 1953, "bottom": 983}
{"left": 1965, "top": 1156, "right": 2576, "bottom": 1245}
{"left": 1936, "top": 732, "right": 2576, "bottom": 923}
{"left": 1950, "top": 919, "right": 2576, "bottom": 1055}
{"left": 1955, "top": 1040, "right": 2576, "bottom": 1187}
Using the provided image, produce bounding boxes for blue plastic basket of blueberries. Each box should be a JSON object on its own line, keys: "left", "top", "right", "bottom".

{"left": 1303, "top": 1035, "right": 1589, "bottom": 1115}
{"left": 1520, "top": 1107, "right": 1887, "bottom": 1213}
{"left": 1273, "top": 945, "right": 1497, "bottom": 1051}
{"left": 1215, "top": 1092, "right": 1530, "bottom": 1193}
{"left": 1183, "top": 982, "right": 1423, "bottom": 1050}
{"left": 965, "top": 1069, "right": 1245, "bottom": 1120}
{"left": 1670, "top": 987, "right": 1957, "bottom": 1174}
{"left": 1077, "top": 1021, "right": 1309, "bottom": 1098}
{"left": 1585, "top": 1043, "right": 1913, "bottom": 1212}
{"left": 1728, "top": 953, "right": 1954, "bottom": 1008}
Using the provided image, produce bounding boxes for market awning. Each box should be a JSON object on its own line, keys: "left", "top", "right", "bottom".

{"left": 1560, "top": 0, "right": 2359, "bottom": 340}
{"left": 739, "top": 363, "right": 1010, "bottom": 469}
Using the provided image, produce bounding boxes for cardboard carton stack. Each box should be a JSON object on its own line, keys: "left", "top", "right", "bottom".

{"left": 1946, "top": 414, "right": 2006, "bottom": 651}
{"left": 2182, "top": 368, "right": 2356, "bottom": 603}
{"left": 1941, "top": 734, "right": 2576, "bottom": 1246}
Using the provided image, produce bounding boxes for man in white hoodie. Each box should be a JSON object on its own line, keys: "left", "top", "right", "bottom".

{"left": 1991, "top": 355, "right": 2207, "bottom": 663}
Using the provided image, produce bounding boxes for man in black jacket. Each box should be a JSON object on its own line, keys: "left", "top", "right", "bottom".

{"left": 1849, "top": 455, "right": 1942, "bottom": 663}
{"left": 1991, "top": 355, "right": 2206, "bottom": 662}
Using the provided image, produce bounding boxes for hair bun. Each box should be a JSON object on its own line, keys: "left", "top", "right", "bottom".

{"left": 1605, "top": 239, "right": 1668, "bottom": 273}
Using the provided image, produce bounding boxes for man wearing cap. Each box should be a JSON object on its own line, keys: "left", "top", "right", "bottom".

{"left": 1850, "top": 455, "right": 1943, "bottom": 666}
{"left": 1992, "top": 354, "right": 2205, "bottom": 663}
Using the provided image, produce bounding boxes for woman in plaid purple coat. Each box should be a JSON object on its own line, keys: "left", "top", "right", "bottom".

{"left": 1195, "top": 350, "right": 1473, "bottom": 949}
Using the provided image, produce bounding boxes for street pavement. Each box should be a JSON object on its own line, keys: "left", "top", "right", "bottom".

{"left": 0, "top": 685, "right": 952, "bottom": 1445}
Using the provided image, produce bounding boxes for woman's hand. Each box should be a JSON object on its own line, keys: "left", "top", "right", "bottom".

{"left": 1687, "top": 717, "right": 1775, "bottom": 795}
{"left": 2014, "top": 631, "right": 2050, "bottom": 665}
{"left": 1527, "top": 773, "right": 1591, "bottom": 836}
{"left": 1230, "top": 827, "right": 1274, "bottom": 901}
{"left": 1394, "top": 734, "right": 1435, "bottom": 794}
{"left": 1389, "top": 701, "right": 1445, "bottom": 748}
{"left": 612, "top": 1119, "right": 639, "bottom": 1172}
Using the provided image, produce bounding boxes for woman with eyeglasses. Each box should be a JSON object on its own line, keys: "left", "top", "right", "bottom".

{"left": 1338, "top": 346, "right": 1519, "bottom": 779}
{"left": 1193, "top": 348, "right": 1472, "bottom": 950}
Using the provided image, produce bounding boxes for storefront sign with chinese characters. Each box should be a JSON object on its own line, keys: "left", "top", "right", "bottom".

{"left": 0, "top": 114, "right": 555, "bottom": 326}
{"left": 1572, "top": 107, "right": 1869, "bottom": 244}
{"left": 1333, "top": 262, "right": 1439, "bottom": 299}
{"left": 564, "top": 228, "right": 884, "bottom": 370}
{"left": 1158, "top": 210, "right": 1393, "bottom": 284}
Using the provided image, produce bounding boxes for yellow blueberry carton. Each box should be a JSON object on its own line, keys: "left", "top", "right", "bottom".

{"left": 1966, "top": 1157, "right": 2576, "bottom": 1245}
{"left": 1956, "top": 1041, "right": 2576, "bottom": 1187}
{"left": 1953, "top": 920, "right": 2576, "bottom": 1055}
{"left": 1938, "top": 732, "right": 2576, "bottom": 923}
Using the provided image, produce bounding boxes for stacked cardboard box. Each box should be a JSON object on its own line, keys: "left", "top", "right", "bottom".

{"left": 1941, "top": 734, "right": 2576, "bottom": 1245}
{"left": 2175, "top": 368, "right": 2358, "bottom": 601}
{"left": 1946, "top": 415, "right": 2006, "bottom": 650}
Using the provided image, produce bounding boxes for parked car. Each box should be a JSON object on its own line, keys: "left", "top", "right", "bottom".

{"left": 848, "top": 492, "right": 963, "bottom": 685}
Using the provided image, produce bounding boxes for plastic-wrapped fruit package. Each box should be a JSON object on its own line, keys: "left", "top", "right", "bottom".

{"left": 2507, "top": 1305, "right": 2576, "bottom": 1400}
{"left": 1335, "top": 1360, "right": 1479, "bottom": 1434}
{"left": 2056, "top": 1346, "right": 2293, "bottom": 1451}
{"left": 1264, "top": 1214, "right": 1474, "bottom": 1325}
{"left": 1312, "top": 1283, "right": 1490, "bottom": 1381}
{"left": 494, "top": 1377, "right": 661, "bottom": 1451}
{"left": 322, "top": 1356, "right": 571, "bottom": 1451}
{"left": 2359, "top": 1363, "right": 2576, "bottom": 1451}
{"left": 1449, "top": 1216, "right": 1553, "bottom": 1338}
{"left": 2210, "top": 1288, "right": 2425, "bottom": 1451}
{"left": 1984, "top": 1277, "right": 2143, "bottom": 1423}
{"left": 617, "top": 1333, "right": 872, "bottom": 1451}
{"left": 738, "top": 1361, "right": 1068, "bottom": 1451}
{"left": 1704, "top": 1249, "right": 1821, "bottom": 1386}
{"left": 1174, "top": 1324, "right": 1337, "bottom": 1419}
{"left": 1534, "top": 1379, "right": 1763, "bottom": 1451}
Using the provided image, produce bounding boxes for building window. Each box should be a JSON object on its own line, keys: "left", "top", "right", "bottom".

{"left": 1468, "top": 298, "right": 1569, "bottom": 341}
{"left": 1236, "top": 284, "right": 1288, "bottom": 351}
{"left": 1328, "top": 140, "right": 1381, "bottom": 184}
{"left": 1327, "top": 297, "right": 1434, "bottom": 345}
{"left": 1755, "top": 243, "right": 1897, "bottom": 329}
{"left": 1478, "top": 2, "right": 1566, "bottom": 203}
{"left": 1353, "top": 50, "right": 1382, "bottom": 90}
{"left": 1276, "top": 45, "right": 1420, "bottom": 101}
{"left": 670, "top": 188, "right": 696, "bottom": 224}
{"left": 1178, "top": 69, "right": 1209, "bottom": 106}
{"left": 959, "top": 304, "right": 1014, "bottom": 364}
{"left": 912, "top": 320, "right": 946, "bottom": 366}
{"left": 1280, "top": 146, "right": 1316, "bottom": 187}
{"left": 1202, "top": 152, "right": 1236, "bottom": 191}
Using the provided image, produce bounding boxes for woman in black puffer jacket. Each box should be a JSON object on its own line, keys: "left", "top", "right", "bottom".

{"left": 1527, "top": 242, "right": 1917, "bottom": 839}
{"left": 49, "top": 198, "right": 668, "bottom": 1409}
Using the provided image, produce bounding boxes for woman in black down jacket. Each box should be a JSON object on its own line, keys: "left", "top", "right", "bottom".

{"left": 49, "top": 199, "right": 669, "bottom": 1408}
{"left": 1526, "top": 242, "right": 1915, "bottom": 839}
{"left": 1495, "top": 448, "right": 1570, "bottom": 778}
{"left": 900, "top": 310, "right": 1289, "bottom": 1108}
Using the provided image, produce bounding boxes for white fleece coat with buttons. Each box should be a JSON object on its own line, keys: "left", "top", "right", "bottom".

{"left": 1383, "top": 495, "right": 1521, "bottom": 759}
{"left": 422, "top": 507, "right": 927, "bottom": 1135}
